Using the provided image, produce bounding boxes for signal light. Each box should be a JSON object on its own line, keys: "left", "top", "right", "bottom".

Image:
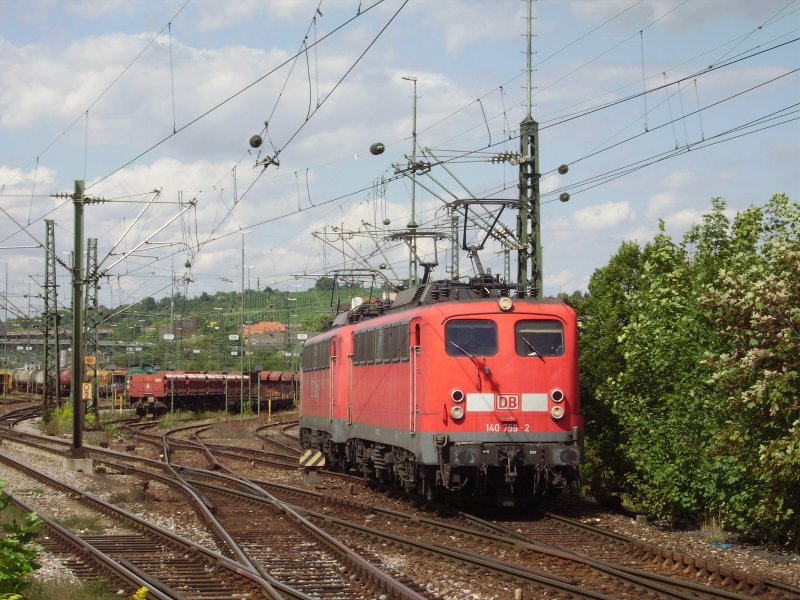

{"left": 551, "top": 388, "right": 564, "bottom": 403}
{"left": 450, "top": 389, "right": 465, "bottom": 403}
{"left": 550, "top": 406, "right": 564, "bottom": 420}
{"left": 451, "top": 405, "right": 465, "bottom": 420}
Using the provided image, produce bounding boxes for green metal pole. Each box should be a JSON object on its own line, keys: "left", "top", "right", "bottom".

{"left": 240, "top": 233, "right": 245, "bottom": 420}
{"left": 403, "top": 75, "right": 418, "bottom": 287}
{"left": 517, "top": 0, "right": 542, "bottom": 298}
{"left": 69, "top": 180, "right": 86, "bottom": 458}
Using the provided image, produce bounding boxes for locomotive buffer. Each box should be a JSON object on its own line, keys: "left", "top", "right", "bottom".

{"left": 299, "top": 449, "right": 326, "bottom": 484}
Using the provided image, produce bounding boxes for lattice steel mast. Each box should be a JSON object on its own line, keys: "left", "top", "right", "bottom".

{"left": 517, "top": 0, "right": 542, "bottom": 298}
{"left": 85, "top": 237, "right": 100, "bottom": 425}
{"left": 43, "top": 219, "right": 60, "bottom": 418}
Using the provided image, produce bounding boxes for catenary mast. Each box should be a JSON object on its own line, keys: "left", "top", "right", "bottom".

{"left": 517, "top": 0, "right": 542, "bottom": 298}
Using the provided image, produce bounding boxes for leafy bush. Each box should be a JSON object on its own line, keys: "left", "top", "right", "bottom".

{"left": 701, "top": 194, "right": 800, "bottom": 542}
{"left": 0, "top": 483, "right": 43, "bottom": 597}
{"left": 24, "top": 576, "right": 123, "bottom": 600}
{"left": 41, "top": 404, "right": 95, "bottom": 436}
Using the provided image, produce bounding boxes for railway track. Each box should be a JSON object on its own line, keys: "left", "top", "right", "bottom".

{"left": 156, "top": 416, "right": 800, "bottom": 599}
{"left": 181, "top": 471, "right": 427, "bottom": 599}
{"left": 0, "top": 452, "right": 284, "bottom": 599}
{"left": 2, "top": 419, "right": 425, "bottom": 598}
{"left": 2, "top": 409, "right": 798, "bottom": 599}
{"left": 186, "top": 465, "right": 799, "bottom": 600}
{"left": 478, "top": 512, "right": 800, "bottom": 599}
{"left": 178, "top": 420, "right": 800, "bottom": 600}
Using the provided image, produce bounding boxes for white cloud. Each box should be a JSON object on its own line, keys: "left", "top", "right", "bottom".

{"left": 647, "top": 191, "right": 683, "bottom": 219}
{"left": 415, "top": 2, "right": 521, "bottom": 54}
{"left": 567, "top": 0, "right": 791, "bottom": 32}
{"left": 0, "top": 165, "right": 58, "bottom": 191}
{"left": 660, "top": 168, "right": 697, "bottom": 189}
{"left": 0, "top": 0, "right": 796, "bottom": 300}
{"left": 192, "top": 0, "right": 312, "bottom": 32}
{"left": 66, "top": 0, "right": 141, "bottom": 19}
{"left": 571, "top": 201, "right": 634, "bottom": 230}
{"left": 544, "top": 268, "right": 577, "bottom": 295}
{"left": 662, "top": 207, "right": 705, "bottom": 230}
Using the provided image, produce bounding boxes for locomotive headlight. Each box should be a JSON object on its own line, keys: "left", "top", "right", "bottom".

{"left": 498, "top": 297, "right": 513, "bottom": 312}
{"left": 450, "top": 405, "right": 465, "bottom": 420}
{"left": 450, "top": 389, "right": 465, "bottom": 403}
{"left": 550, "top": 388, "right": 565, "bottom": 403}
{"left": 550, "top": 405, "right": 565, "bottom": 420}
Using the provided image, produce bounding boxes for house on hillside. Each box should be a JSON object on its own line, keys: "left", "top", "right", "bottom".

{"left": 244, "top": 321, "right": 286, "bottom": 349}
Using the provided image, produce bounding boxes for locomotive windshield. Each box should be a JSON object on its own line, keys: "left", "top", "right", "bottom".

{"left": 515, "top": 320, "right": 564, "bottom": 357}
{"left": 445, "top": 319, "right": 497, "bottom": 357}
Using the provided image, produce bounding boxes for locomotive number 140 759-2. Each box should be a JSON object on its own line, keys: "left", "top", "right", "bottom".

{"left": 485, "top": 423, "right": 531, "bottom": 432}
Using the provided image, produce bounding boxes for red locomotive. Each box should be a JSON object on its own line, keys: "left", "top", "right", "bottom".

{"left": 299, "top": 277, "right": 583, "bottom": 507}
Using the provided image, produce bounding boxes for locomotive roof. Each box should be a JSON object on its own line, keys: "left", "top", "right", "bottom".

{"left": 328, "top": 276, "right": 563, "bottom": 329}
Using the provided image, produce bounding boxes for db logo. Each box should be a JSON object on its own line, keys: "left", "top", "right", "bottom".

{"left": 495, "top": 394, "right": 519, "bottom": 410}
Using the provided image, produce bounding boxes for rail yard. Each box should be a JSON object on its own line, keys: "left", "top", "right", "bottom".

{"left": 1, "top": 2, "right": 798, "bottom": 599}
{"left": 1, "top": 397, "right": 798, "bottom": 599}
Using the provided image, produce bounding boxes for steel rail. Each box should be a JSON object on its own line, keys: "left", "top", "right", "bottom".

{"left": 179, "top": 466, "right": 428, "bottom": 600}
{"left": 5, "top": 490, "right": 177, "bottom": 600}
{"left": 0, "top": 452, "right": 285, "bottom": 599}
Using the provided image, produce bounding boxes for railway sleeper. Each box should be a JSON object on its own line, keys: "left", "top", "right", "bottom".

{"left": 632, "top": 540, "right": 765, "bottom": 594}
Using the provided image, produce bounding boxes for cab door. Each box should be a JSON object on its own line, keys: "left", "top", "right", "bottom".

{"left": 328, "top": 336, "right": 336, "bottom": 422}
{"left": 409, "top": 320, "right": 421, "bottom": 436}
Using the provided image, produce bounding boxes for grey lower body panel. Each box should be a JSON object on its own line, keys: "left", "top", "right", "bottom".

{"left": 300, "top": 415, "right": 582, "bottom": 466}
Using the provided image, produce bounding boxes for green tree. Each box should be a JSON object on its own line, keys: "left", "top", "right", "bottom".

{"left": 302, "top": 312, "right": 333, "bottom": 334}
{"left": 599, "top": 200, "right": 732, "bottom": 521}
{"left": 581, "top": 195, "right": 799, "bottom": 545}
{"left": 314, "top": 277, "right": 336, "bottom": 291}
{"left": 578, "top": 241, "right": 645, "bottom": 501}
{"left": 703, "top": 193, "right": 800, "bottom": 543}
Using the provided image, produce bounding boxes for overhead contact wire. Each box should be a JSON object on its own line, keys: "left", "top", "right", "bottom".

{"left": 87, "top": 0, "right": 387, "bottom": 192}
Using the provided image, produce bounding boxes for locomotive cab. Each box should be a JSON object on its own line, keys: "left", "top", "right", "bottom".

{"left": 429, "top": 303, "right": 582, "bottom": 506}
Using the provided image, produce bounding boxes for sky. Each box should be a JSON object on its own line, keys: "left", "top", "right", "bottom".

{"left": 0, "top": 0, "right": 797, "bottom": 319}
